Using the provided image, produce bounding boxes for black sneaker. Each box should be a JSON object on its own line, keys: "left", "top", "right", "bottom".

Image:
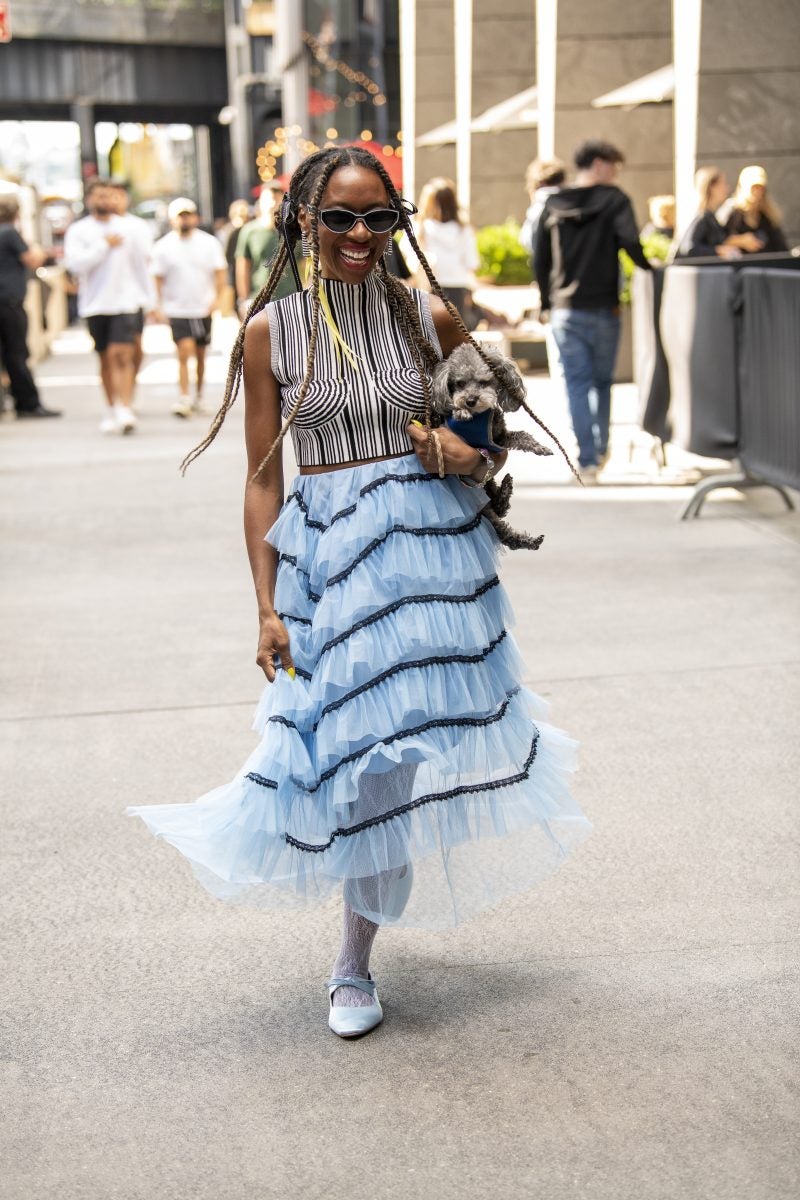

{"left": 17, "top": 405, "right": 62, "bottom": 419}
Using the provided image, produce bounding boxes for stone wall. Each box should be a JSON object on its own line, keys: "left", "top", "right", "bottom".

{"left": 413, "top": 0, "right": 536, "bottom": 227}
{"left": 552, "top": 0, "right": 673, "bottom": 230}
{"left": 471, "top": 0, "right": 536, "bottom": 227}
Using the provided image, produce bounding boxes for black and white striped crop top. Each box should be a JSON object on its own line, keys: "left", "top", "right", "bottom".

{"left": 265, "top": 272, "right": 443, "bottom": 467}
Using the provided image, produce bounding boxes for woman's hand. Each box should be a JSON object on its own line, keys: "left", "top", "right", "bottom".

{"left": 407, "top": 421, "right": 482, "bottom": 475}
{"left": 407, "top": 421, "right": 509, "bottom": 481}
{"left": 256, "top": 612, "right": 295, "bottom": 682}
{"left": 726, "top": 232, "right": 762, "bottom": 253}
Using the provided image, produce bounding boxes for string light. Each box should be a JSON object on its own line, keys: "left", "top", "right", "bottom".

{"left": 302, "top": 29, "right": 387, "bottom": 107}
{"left": 252, "top": 33, "right": 402, "bottom": 180}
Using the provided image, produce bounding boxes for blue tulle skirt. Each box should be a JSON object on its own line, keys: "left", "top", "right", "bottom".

{"left": 128, "top": 453, "right": 590, "bottom": 929}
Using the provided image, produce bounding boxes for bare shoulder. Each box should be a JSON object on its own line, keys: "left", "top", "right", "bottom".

{"left": 243, "top": 308, "right": 272, "bottom": 360}
{"left": 428, "top": 292, "right": 467, "bottom": 358}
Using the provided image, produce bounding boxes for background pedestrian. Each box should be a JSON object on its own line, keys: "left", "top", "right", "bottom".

{"left": 673, "top": 168, "right": 762, "bottom": 260}
{"left": 216, "top": 198, "right": 251, "bottom": 317}
{"left": 0, "top": 191, "right": 60, "bottom": 419}
{"left": 401, "top": 177, "right": 479, "bottom": 324}
{"left": 534, "top": 139, "right": 651, "bottom": 480}
{"left": 720, "top": 165, "right": 788, "bottom": 253}
{"left": 152, "top": 197, "right": 226, "bottom": 418}
{"left": 519, "top": 157, "right": 566, "bottom": 258}
{"left": 63, "top": 178, "right": 153, "bottom": 435}
{"left": 235, "top": 185, "right": 295, "bottom": 318}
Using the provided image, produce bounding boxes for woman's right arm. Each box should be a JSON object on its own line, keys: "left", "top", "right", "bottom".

{"left": 242, "top": 311, "right": 295, "bottom": 682}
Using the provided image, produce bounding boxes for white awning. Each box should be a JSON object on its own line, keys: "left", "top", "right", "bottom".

{"left": 592, "top": 65, "right": 674, "bottom": 110}
{"left": 416, "top": 85, "right": 538, "bottom": 147}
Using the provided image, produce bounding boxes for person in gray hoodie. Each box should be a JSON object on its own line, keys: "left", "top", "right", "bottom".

{"left": 534, "top": 140, "right": 651, "bottom": 478}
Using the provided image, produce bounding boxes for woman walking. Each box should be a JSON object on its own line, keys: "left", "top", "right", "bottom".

{"left": 129, "top": 147, "right": 589, "bottom": 1038}
{"left": 402, "top": 176, "right": 480, "bottom": 324}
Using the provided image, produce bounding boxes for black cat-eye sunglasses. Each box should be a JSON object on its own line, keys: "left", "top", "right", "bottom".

{"left": 307, "top": 198, "right": 418, "bottom": 234}
{"left": 279, "top": 196, "right": 418, "bottom": 287}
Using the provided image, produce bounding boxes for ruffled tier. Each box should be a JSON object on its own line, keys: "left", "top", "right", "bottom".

{"left": 129, "top": 454, "right": 590, "bottom": 929}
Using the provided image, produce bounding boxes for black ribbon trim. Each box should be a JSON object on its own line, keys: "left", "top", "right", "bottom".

{"left": 282, "top": 725, "right": 541, "bottom": 853}
{"left": 284, "top": 467, "right": 438, "bottom": 534}
{"left": 246, "top": 687, "right": 520, "bottom": 796}
{"left": 278, "top": 611, "right": 313, "bottom": 627}
{"left": 318, "top": 576, "right": 500, "bottom": 656}
{"left": 316, "top": 630, "right": 507, "bottom": 724}
{"left": 325, "top": 512, "right": 484, "bottom": 588}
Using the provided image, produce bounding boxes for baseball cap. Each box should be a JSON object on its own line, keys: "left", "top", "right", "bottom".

{"left": 168, "top": 197, "right": 198, "bottom": 220}
{"left": 738, "top": 165, "right": 768, "bottom": 189}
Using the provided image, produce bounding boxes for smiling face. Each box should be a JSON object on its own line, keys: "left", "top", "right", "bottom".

{"left": 300, "top": 163, "right": 394, "bottom": 284}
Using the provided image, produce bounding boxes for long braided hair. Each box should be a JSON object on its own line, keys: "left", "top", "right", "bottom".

{"left": 180, "top": 146, "right": 575, "bottom": 479}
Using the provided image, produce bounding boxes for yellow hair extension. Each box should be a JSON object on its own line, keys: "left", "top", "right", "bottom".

{"left": 318, "top": 281, "right": 362, "bottom": 373}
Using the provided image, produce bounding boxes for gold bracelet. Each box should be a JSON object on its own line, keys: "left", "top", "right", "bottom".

{"left": 431, "top": 429, "right": 446, "bottom": 479}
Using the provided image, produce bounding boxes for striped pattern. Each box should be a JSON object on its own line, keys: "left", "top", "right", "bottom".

{"left": 266, "top": 273, "right": 443, "bottom": 466}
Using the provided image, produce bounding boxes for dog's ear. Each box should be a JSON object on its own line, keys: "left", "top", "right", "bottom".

{"left": 430, "top": 359, "right": 453, "bottom": 416}
{"left": 481, "top": 347, "right": 525, "bottom": 412}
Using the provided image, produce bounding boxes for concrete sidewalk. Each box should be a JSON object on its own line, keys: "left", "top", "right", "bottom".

{"left": 2, "top": 325, "right": 799, "bottom": 1200}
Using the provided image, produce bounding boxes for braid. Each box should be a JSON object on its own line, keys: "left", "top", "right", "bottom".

{"left": 249, "top": 155, "right": 345, "bottom": 480}
{"left": 378, "top": 260, "right": 439, "bottom": 431}
{"left": 180, "top": 240, "right": 291, "bottom": 474}
{"left": 180, "top": 150, "right": 340, "bottom": 476}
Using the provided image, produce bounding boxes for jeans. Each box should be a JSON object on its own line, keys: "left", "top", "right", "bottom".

{"left": 0, "top": 299, "right": 41, "bottom": 413}
{"left": 549, "top": 307, "right": 620, "bottom": 467}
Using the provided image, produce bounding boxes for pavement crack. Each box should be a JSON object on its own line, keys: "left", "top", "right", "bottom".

{"left": 0, "top": 698, "right": 258, "bottom": 723}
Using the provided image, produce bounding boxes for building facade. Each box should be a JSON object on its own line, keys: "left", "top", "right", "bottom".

{"left": 408, "top": 0, "right": 800, "bottom": 245}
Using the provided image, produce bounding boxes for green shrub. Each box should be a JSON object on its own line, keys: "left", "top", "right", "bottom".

{"left": 476, "top": 221, "right": 532, "bottom": 285}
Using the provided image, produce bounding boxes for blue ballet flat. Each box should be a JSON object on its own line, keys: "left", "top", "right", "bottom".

{"left": 446, "top": 408, "right": 503, "bottom": 453}
{"left": 327, "top": 975, "right": 383, "bottom": 1038}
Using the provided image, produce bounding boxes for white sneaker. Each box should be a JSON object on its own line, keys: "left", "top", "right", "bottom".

{"left": 115, "top": 405, "right": 137, "bottom": 435}
{"left": 172, "top": 399, "right": 193, "bottom": 419}
{"left": 99, "top": 412, "right": 120, "bottom": 435}
{"left": 580, "top": 465, "right": 600, "bottom": 486}
{"left": 192, "top": 398, "right": 210, "bottom": 416}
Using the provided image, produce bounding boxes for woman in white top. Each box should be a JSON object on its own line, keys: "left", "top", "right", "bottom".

{"left": 402, "top": 177, "right": 479, "bottom": 323}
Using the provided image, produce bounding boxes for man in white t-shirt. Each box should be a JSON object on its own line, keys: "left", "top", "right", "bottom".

{"left": 64, "top": 178, "right": 153, "bottom": 434}
{"left": 152, "top": 198, "right": 226, "bottom": 418}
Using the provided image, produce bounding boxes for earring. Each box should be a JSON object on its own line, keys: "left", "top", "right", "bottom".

{"left": 301, "top": 231, "right": 310, "bottom": 257}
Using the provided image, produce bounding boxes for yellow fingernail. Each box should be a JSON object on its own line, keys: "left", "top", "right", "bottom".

{"left": 410, "top": 420, "right": 424, "bottom": 427}
{"left": 287, "top": 667, "right": 296, "bottom": 680}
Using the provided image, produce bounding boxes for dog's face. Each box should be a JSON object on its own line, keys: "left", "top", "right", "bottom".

{"left": 432, "top": 344, "right": 500, "bottom": 421}
{"left": 431, "top": 343, "right": 524, "bottom": 421}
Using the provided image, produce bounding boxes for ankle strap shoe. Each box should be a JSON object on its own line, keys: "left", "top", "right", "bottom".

{"left": 326, "top": 975, "right": 383, "bottom": 1038}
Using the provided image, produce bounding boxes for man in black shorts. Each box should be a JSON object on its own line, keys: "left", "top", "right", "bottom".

{"left": 152, "top": 198, "right": 226, "bottom": 417}
{"left": 63, "top": 179, "right": 153, "bottom": 434}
